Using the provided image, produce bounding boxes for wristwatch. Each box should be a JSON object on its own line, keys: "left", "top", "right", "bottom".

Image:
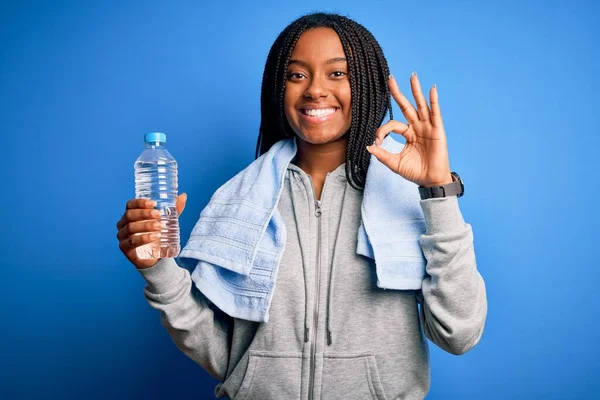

{"left": 418, "top": 172, "right": 464, "bottom": 200}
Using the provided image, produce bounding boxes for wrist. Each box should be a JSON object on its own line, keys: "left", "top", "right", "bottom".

{"left": 420, "top": 173, "right": 454, "bottom": 188}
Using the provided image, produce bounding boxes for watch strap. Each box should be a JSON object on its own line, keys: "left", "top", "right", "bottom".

{"left": 418, "top": 172, "right": 464, "bottom": 200}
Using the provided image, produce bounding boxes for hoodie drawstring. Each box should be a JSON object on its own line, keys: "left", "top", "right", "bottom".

{"left": 289, "top": 173, "right": 311, "bottom": 343}
{"left": 325, "top": 181, "right": 348, "bottom": 346}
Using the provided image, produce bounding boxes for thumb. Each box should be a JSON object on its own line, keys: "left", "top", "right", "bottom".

{"left": 366, "top": 144, "right": 399, "bottom": 174}
{"left": 176, "top": 193, "right": 187, "bottom": 216}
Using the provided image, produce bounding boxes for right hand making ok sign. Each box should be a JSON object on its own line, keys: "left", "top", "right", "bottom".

{"left": 116, "top": 194, "right": 187, "bottom": 269}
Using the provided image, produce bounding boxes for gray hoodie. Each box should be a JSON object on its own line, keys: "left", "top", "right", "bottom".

{"left": 137, "top": 162, "right": 487, "bottom": 399}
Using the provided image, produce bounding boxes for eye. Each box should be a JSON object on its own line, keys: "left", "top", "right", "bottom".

{"left": 287, "top": 72, "right": 306, "bottom": 80}
{"left": 330, "top": 70, "right": 347, "bottom": 78}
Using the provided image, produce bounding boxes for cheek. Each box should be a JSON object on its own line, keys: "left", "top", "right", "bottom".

{"left": 283, "top": 85, "right": 291, "bottom": 109}
{"left": 283, "top": 86, "right": 298, "bottom": 121}
{"left": 338, "top": 86, "right": 352, "bottom": 124}
{"left": 340, "top": 86, "right": 352, "bottom": 108}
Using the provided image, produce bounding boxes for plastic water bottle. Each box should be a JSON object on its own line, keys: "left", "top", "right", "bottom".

{"left": 134, "top": 132, "right": 180, "bottom": 259}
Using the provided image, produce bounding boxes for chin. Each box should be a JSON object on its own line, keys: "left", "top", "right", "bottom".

{"left": 296, "top": 130, "right": 348, "bottom": 145}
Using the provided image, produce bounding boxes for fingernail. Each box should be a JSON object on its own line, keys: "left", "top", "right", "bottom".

{"left": 146, "top": 200, "right": 156, "bottom": 207}
{"left": 366, "top": 145, "right": 372, "bottom": 153}
{"left": 412, "top": 71, "right": 417, "bottom": 77}
{"left": 433, "top": 83, "right": 437, "bottom": 89}
{"left": 151, "top": 210, "right": 161, "bottom": 218}
{"left": 150, "top": 233, "right": 160, "bottom": 240}
{"left": 389, "top": 74, "right": 393, "bottom": 80}
{"left": 153, "top": 222, "right": 162, "bottom": 229}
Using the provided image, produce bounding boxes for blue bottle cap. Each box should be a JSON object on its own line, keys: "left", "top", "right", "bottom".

{"left": 144, "top": 132, "right": 167, "bottom": 143}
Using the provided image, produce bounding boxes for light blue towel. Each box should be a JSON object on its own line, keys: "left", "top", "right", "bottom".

{"left": 177, "top": 135, "right": 426, "bottom": 322}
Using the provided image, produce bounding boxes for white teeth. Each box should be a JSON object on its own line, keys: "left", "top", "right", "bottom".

{"left": 304, "top": 108, "right": 336, "bottom": 117}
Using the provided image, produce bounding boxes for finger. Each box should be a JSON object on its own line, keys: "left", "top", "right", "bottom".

{"left": 119, "top": 199, "right": 155, "bottom": 230}
{"left": 119, "top": 232, "right": 161, "bottom": 253}
{"left": 430, "top": 84, "right": 444, "bottom": 128}
{"left": 116, "top": 220, "right": 163, "bottom": 241}
{"left": 366, "top": 144, "right": 401, "bottom": 174}
{"left": 176, "top": 193, "right": 187, "bottom": 216}
{"left": 375, "top": 120, "right": 415, "bottom": 146}
{"left": 116, "top": 215, "right": 126, "bottom": 230}
{"left": 117, "top": 208, "right": 157, "bottom": 230}
{"left": 124, "top": 208, "right": 162, "bottom": 223}
{"left": 126, "top": 198, "right": 156, "bottom": 210}
{"left": 410, "top": 72, "right": 430, "bottom": 122}
{"left": 389, "top": 75, "right": 419, "bottom": 124}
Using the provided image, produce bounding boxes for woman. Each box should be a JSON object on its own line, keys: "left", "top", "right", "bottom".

{"left": 116, "top": 12, "right": 487, "bottom": 400}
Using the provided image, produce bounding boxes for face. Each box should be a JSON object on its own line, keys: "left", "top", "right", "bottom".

{"left": 284, "top": 27, "right": 352, "bottom": 145}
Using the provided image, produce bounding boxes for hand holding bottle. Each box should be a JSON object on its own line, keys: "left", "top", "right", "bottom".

{"left": 116, "top": 193, "right": 187, "bottom": 269}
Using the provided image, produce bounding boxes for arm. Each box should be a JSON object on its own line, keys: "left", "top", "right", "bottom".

{"left": 138, "top": 258, "right": 233, "bottom": 379}
{"left": 365, "top": 73, "right": 486, "bottom": 354}
{"left": 417, "top": 196, "right": 488, "bottom": 355}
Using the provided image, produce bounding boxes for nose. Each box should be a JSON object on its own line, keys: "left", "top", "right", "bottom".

{"left": 304, "top": 76, "right": 328, "bottom": 100}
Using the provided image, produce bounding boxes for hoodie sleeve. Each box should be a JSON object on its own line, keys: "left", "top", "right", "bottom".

{"left": 416, "top": 196, "right": 488, "bottom": 355}
{"left": 137, "top": 257, "right": 232, "bottom": 379}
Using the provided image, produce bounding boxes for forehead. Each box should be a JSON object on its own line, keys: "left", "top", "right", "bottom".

{"left": 290, "top": 27, "right": 345, "bottom": 59}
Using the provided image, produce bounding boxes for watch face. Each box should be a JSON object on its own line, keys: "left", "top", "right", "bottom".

{"left": 451, "top": 172, "right": 464, "bottom": 197}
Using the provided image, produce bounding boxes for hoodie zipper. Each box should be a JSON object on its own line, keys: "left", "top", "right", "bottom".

{"left": 308, "top": 173, "right": 328, "bottom": 400}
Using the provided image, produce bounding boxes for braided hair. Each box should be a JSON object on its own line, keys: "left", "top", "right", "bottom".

{"left": 255, "top": 12, "right": 394, "bottom": 190}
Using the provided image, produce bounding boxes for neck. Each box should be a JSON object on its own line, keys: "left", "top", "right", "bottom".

{"left": 293, "top": 135, "right": 347, "bottom": 178}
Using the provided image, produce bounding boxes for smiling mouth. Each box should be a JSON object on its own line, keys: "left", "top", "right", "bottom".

{"left": 300, "top": 107, "right": 338, "bottom": 118}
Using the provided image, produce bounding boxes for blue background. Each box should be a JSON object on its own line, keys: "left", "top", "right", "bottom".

{"left": 2, "top": 0, "right": 598, "bottom": 398}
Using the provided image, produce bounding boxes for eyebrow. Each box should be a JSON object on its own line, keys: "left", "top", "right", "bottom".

{"left": 288, "top": 57, "right": 347, "bottom": 67}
